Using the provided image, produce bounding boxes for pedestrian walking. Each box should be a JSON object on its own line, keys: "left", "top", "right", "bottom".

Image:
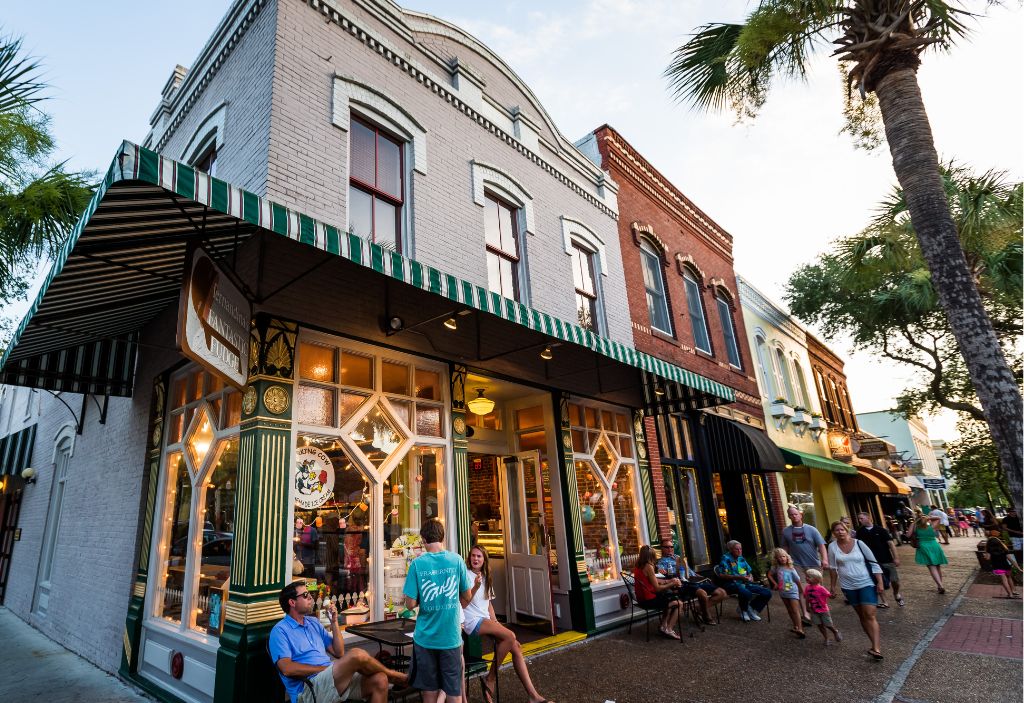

{"left": 827, "top": 520, "right": 885, "bottom": 661}
{"left": 911, "top": 513, "right": 948, "bottom": 593}
{"left": 803, "top": 569, "right": 842, "bottom": 646}
{"left": 984, "top": 528, "right": 1021, "bottom": 599}
{"left": 1002, "top": 507, "right": 1023, "bottom": 562}
{"left": 767, "top": 548, "right": 805, "bottom": 638}
{"left": 856, "top": 512, "right": 904, "bottom": 607}
{"left": 928, "top": 508, "right": 951, "bottom": 545}
{"left": 956, "top": 513, "right": 970, "bottom": 538}
{"left": 969, "top": 513, "right": 982, "bottom": 537}
{"left": 780, "top": 506, "right": 828, "bottom": 623}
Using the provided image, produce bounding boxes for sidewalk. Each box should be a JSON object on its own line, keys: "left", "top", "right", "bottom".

{"left": 0, "top": 608, "right": 154, "bottom": 703}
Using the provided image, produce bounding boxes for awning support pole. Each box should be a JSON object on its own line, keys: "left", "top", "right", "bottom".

{"left": 43, "top": 390, "right": 83, "bottom": 434}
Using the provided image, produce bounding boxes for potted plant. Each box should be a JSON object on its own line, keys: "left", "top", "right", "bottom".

{"left": 769, "top": 397, "right": 794, "bottom": 418}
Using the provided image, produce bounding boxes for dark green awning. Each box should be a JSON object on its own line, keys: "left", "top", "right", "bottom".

{"left": 781, "top": 448, "right": 857, "bottom": 475}
{"left": 1, "top": 424, "right": 36, "bottom": 477}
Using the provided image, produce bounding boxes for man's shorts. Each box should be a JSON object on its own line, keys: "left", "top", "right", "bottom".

{"left": 299, "top": 666, "right": 361, "bottom": 703}
{"left": 679, "top": 580, "right": 714, "bottom": 599}
{"left": 810, "top": 611, "right": 834, "bottom": 627}
{"left": 409, "top": 643, "right": 463, "bottom": 697}
{"left": 881, "top": 563, "right": 899, "bottom": 587}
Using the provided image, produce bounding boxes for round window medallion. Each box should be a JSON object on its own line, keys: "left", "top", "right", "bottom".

{"left": 242, "top": 385, "right": 257, "bottom": 415}
{"left": 170, "top": 651, "right": 184, "bottom": 679}
{"left": 453, "top": 416, "right": 466, "bottom": 435}
{"left": 263, "top": 385, "right": 290, "bottom": 415}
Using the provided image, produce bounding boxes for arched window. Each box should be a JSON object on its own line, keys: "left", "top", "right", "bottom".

{"left": 682, "top": 269, "right": 712, "bottom": 354}
{"left": 755, "top": 335, "right": 776, "bottom": 398}
{"left": 349, "top": 117, "right": 404, "bottom": 252}
{"left": 791, "top": 358, "right": 809, "bottom": 408}
{"left": 715, "top": 291, "right": 742, "bottom": 368}
{"left": 639, "top": 240, "right": 672, "bottom": 334}
{"left": 570, "top": 240, "right": 602, "bottom": 333}
{"left": 773, "top": 346, "right": 795, "bottom": 403}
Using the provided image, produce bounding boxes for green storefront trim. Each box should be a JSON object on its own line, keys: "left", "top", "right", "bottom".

{"left": 781, "top": 448, "right": 858, "bottom": 475}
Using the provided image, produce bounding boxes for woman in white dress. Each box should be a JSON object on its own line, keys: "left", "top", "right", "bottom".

{"left": 464, "top": 545, "right": 552, "bottom": 703}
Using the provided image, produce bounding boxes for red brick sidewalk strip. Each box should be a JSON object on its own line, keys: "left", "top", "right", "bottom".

{"left": 929, "top": 614, "right": 1022, "bottom": 659}
{"left": 966, "top": 581, "right": 1019, "bottom": 599}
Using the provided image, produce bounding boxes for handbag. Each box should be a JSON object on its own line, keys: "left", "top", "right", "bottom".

{"left": 909, "top": 531, "right": 920, "bottom": 549}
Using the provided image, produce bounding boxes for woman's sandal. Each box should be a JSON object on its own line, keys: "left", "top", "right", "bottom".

{"left": 877, "top": 602, "right": 890, "bottom": 609}
{"left": 867, "top": 649, "right": 884, "bottom": 661}
{"left": 790, "top": 628, "right": 806, "bottom": 639}
{"left": 480, "top": 677, "right": 496, "bottom": 703}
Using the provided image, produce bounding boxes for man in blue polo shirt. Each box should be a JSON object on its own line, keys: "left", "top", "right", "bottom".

{"left": 269, "top": 580, "right": 406, "bottom": 703}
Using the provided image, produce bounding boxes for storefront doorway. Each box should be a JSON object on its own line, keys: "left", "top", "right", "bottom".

{"left": 465, "top": 374, "right": 558, "bottom": 629}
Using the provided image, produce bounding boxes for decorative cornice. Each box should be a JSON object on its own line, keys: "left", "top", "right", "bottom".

{"left": 151, "top": 0, "right": 269, "bottom": 152}
{"left": 737, "top": 276, "right": 806, "bottom": 344}
{"left": 309, "top": 0, "right": 617, "bottom": 219}
{"left": 224, "top": 597, "right": 282, "bottom": 625}
{"left": 601, "top": 131, "right": 733, "bottom": 257}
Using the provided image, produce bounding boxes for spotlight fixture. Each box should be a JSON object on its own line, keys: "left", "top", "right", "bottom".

{"left": 540, "top": 345, "right": 553, "bottom": 361}
{"left": 654, "top": 387, "right": 665, "bottom": 397}
{"left": 466, "top": 388, "right": 495, "bottom": 416}
{"left": 21, "top": 466, "right": 37, "bottom": 485}
{"left": 387, "top": 316, "right": 404, "bottom": 332}
{"left": 443, "top": 317, "right": 458, "bottom": 331}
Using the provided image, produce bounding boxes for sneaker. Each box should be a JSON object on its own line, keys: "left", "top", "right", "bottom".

{"left": 738, "top": 606, "right": 751, "bottom": 622}
{"left": 746, "top": 608, "right": 761, "bottom": 622}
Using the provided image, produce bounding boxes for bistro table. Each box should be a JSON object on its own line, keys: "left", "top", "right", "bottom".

{"left": 347, "top": 617, "right": 416, "bottom": 672}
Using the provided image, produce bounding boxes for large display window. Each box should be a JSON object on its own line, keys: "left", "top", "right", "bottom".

{"left": 293, "top": 335, "right": 448, "bottom": 624}
{"left": 568, "top": 401, "right": 645, "bottom": 583}
{"left": 151, "top": 368, "right": 240, "bottom": 637}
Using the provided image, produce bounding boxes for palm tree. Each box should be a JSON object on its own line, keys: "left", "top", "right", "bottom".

{"left": 665, "top": 0, "right": 1023, "bottom": 512}
{"left": 0, "top": 34, "right": 94, "bottom": 312}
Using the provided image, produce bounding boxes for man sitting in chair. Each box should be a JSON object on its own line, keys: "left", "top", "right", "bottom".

{"left": 656, "top": 538, "right": 727, "bottom": 625}
{"left": 716, "top": 540, "right": 773, "bottom": 622}
{"left": 269, "top": 581, "right": 407, "bottom": 703}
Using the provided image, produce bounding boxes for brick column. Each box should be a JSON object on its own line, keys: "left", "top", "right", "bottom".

{"left": 214, "top": 314, "right": 297, "bottom": 703}
{"left": 643, "top": 415, "right": 671, "bottom": 543}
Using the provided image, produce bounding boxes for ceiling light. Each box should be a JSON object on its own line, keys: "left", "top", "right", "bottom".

{"left": 388, "top": 316, "right": 404, "bottom": 331}
{"left": 467, "top": 388, "right": 495, "bottom": 416}
{"left": 540, "top": 346, "right": 553, "bottom": 361}
{"left": 443, "top": 317, "right": 458, "bottom": 331}
{"left": 654, "top": 387, "right": 665, "bottom": 397}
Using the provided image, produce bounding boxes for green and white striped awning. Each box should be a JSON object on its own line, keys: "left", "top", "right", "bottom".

{"left": 1, "top": 141, "right": 735, "bottom": 405}
{"left": 0, "top": 424, "right": 36, "bottom": 477}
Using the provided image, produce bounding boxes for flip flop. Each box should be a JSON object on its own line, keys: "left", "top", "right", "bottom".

{"left": 877, "top": 602, "right": 890, "bottom": 609}
{"left": 867, "top": 649, "right": 884, "bottom": 661}
{"left": 480, "top": 678, "right": 496, "bottom": 703}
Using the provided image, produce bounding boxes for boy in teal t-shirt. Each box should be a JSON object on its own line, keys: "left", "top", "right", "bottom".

{"left": 403, "top": 519, "right": 472, "bottom": 700}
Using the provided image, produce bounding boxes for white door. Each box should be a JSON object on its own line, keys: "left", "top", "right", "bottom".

{"left": 503, "top": 450, "right": 551, "bottom": 622}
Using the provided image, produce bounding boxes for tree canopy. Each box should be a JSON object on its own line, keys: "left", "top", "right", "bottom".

{"left": 785, "top": 163, "right": 1022, "bottom": 420}
{"left": 0, "top": 34, "right": 94, "bottom": 326}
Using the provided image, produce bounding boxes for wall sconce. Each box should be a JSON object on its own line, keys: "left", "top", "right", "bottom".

{"left": 654, "top": 387, "right": 666, "bottom": 397}
{"left": 443, "top": 317, "right": 458, "bottom": 330}
{"left": 21, "top": 467, "right": 37, "bottom": 485}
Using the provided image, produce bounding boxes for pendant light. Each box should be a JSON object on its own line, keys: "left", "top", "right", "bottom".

{"left": 467, "top": 388, "right": 495, "bottom": 416}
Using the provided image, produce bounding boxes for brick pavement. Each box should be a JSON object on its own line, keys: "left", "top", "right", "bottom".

{"left": 929, "top": 614, "right": 1022, "bottom": 659}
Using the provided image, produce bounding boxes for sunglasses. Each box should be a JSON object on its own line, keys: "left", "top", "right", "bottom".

{"left": 293, "top": 592, "right": 313, "bottom": 600}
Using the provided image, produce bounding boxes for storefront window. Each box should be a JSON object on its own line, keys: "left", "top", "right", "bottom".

{"left": 568, "top": 401, "right": 644, "bottom": 582}
{"left": 782, "top": 469, "right": 816, "bottom": 529}
{"left": 151, "top": 369, "right": 240, "bottom": 636}
{"left": 294, "top": 336, "right": 448, "bottom": 623}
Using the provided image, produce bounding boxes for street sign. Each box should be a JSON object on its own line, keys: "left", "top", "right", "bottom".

{"left": 922, "top": 477, "right": 947, "bottom": 490}
{"left": 856, "top": 439, "right": 890, "bottom": 459}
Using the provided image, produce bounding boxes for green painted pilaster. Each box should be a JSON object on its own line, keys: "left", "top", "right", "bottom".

{"left": 214, "top": 314, "right": 297, "bottom": 703}
{"left": 449, "top": 364, "right": 471, "bottom": 558}
{"left": 120, "top": 373, "right": 168, "bottom": 679}
{"left": 552, "top": 392, "right": 595, "bottom": 634}
{"left": 633, "top": 410, "right": 659, "bottom": 543}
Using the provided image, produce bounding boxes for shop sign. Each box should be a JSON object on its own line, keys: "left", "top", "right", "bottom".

{"left": 922, "top": 477, "right": 947, "bottom": 490}
{"left": 178, "top": 247, "right": 250, "bottom": 388}
{"left": 856, "top": 439, "right": 890, "bottom": 459}
{"left": 828, "top": 431, "right": 855, "bottom": 459}
{"left": 295, "top": 446, "right": 335, "bottom": 510}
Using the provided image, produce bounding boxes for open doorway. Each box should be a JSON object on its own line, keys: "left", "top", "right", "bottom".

{"left": 464, "top": 373, "right": 560, "bottom": 635}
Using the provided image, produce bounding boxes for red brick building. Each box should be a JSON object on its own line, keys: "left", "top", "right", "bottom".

{"left": 579, "top": 125, "right": 785, "bottom": 566}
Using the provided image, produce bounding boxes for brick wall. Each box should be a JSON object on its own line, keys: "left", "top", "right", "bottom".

{"left": 591, "top": 126, "right": 762, "bottom": 419}
{"left": 263, "top": 0, "right": 634, "bottom": 346}
{"left": 2, "top": 304, "right": 180, "bottom": 673}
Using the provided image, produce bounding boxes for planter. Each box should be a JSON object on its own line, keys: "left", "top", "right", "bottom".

{"left": 792, "top": 410, "right": 810, "bottom": 426}
{"left": 809, "top": 416, "right": 826, "bottom": 430}
{"left": 769, "top": 402, "right": 794, "bottom": 418}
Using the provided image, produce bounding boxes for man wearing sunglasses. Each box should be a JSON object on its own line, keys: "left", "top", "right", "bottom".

{"left": 270, "top": 581, "right": 407, "bottom": 703}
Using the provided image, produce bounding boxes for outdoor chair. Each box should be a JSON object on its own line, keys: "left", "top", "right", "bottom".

{"left": 463, "top": 631, "right": 499, "bottom": 702}
{"left": 266, "top": 640, "right": 324, "bottom": 703}
{"left": 710, "top": 567, "right": 772, "bottom": 623}
{"left": 621, "top": 572, "right": 684, "bottom": 641}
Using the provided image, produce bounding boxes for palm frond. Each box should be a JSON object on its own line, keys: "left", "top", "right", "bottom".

{"left": 0, "top": 34, "right": 44, "bottom": 114}
{"left": 0, "top": 164, "right": 94, "bottom": 257}
{"left": 665, "top": 23, "right": 746, "bottom": 112}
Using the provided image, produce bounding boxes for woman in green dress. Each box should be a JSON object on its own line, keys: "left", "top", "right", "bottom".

{"left": 913, "top": 514, "right": 949, "bottom": 593}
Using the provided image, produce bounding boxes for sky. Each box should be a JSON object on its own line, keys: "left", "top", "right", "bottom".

{"left": 5, "top": 0, "right": 1022, "bottom": 442}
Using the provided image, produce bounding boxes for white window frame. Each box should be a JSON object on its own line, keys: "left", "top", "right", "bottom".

{"left": 179, "top": 103, "right": 226, "bottom": 175}
{"left": 567, "top": 237, "right": 606, "bottom": 335}
{"left": 716, "top": 292, "right": 742, "bottom": 369}
{"left": 772, "top": 345, "right": 795, "bottom": 404}
{"left": 791, "top": 356, "right": 810, "bottom": 409}
{"left": 755, "top": 333, "right": 776, "bottom": 399}
{"left": 472, "top": 163, "right": 534, "bottom": 305}
{"left": 639, "top": 240, "right": 673, "bottom": 336}
{"left": 292, "top": 332, "right": 451, "bottom": 624}
{"left": 682, "top": 270, "right": 712, "bottom": 354}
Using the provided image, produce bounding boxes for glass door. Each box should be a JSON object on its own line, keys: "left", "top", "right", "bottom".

{"left": 502, "top": 451, "right": 551, "bottom": 622}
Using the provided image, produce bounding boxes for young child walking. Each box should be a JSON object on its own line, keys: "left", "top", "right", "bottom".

{"left": 804, "top": 568, "right": 843, "bottom": 646}
{"left": 767, "top": 548, "right": 805, "bottom": 638}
